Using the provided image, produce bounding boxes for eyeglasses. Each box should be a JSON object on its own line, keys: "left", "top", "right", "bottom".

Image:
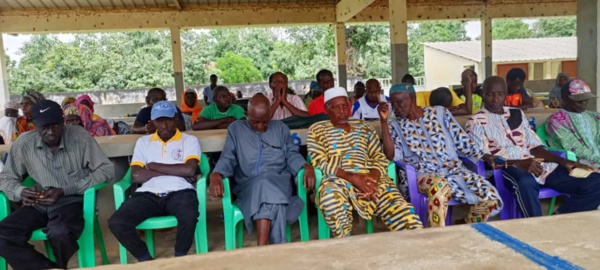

{"left": 261, "top": 139, "right": 281, "bottom": 149}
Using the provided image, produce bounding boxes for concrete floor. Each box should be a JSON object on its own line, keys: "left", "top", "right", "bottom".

{"left": 39, "top": 195, "right": 559, "bottom": 269}
{"left": 92, "top": 209, "right": 600, "bottom": 270}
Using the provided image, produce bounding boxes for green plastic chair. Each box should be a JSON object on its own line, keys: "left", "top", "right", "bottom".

{"left": 113, "top": 153, "right": 210, "bottom": 264}
{"left": 222, "top": 167, "right": 318, "bottom": 250}
{"left": 312, "top": 159, "right": 398, "bottom": 239}
{"left": 0, "top": 177, "right": 109, "bottom": 269}
{"left": 536, "top": 123, "right": 577, "bottom": 161}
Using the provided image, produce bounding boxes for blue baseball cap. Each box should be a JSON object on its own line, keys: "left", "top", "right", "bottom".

{"left": 151, "top": 101, "right": 177, "bottom": 120}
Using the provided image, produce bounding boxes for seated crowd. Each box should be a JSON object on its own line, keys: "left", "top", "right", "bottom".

{"left": 0, "top": 67, "right": 598, "bottom": 269}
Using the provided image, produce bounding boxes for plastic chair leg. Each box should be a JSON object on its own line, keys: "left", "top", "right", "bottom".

{"left": 44, "top": 240, "right": 56, "bottom": 262}
{"left": 94, "top": 218, "right": 109, "bottom": 265}
{"left": 118, "top": 243, "right": 129, "bottom": 264}
{"left": 445, "top": 206, "right": 453, "bottom": 226}
{"left": 286, "top": 225, "right": 292, "bottom": 242}
{"left": 548, "top": 197, "right": 557, "bottom": 216}
{"left": 194, "top": 219, "right": 208, "bottom": 254}
{"left": 316, "top": 208, "right": 331, "bottom": 239}
{"left": 365, "top": 219, "right": 373, "bottom": 234}
{"left": 297, "top": 202, "right": 309, "bottom": 242}
{"left": 145, "top": 230, "right": 155, "bottom": 258}
{"left": 236, "top": 222, "right": 244, "bottom": 249}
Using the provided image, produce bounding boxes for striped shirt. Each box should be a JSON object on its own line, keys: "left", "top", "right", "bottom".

{"left": 307, "top": 119, "right": 388, "bottom": 178}
{"left": 0, "top": 125, "right": 114, "bottom": 211}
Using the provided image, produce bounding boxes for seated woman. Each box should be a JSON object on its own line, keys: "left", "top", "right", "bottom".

{"left": 63, "top": 103, "right": 115, "bottom": 137}
{"left": 180, "top": 88, "right": 203, "bottom": 131}
{"left": 76, "top": 94, "right": 103, "bottom": 121}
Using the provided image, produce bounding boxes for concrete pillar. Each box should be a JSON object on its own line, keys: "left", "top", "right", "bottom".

{"left": 334, "top": 23, "right": 348, "bottom": 89}
{"left": 577, "top": 0, "right": 600, "bottom": 111}
{"left": 480, "top": 16, "right": 493, "bottom": 79}
{"left": 0, "top": 35, "right": 9, "bottom": 108}
{"left": 170, "top": 27, "right": 185, "bottom": 105}
{"left": 389, "top": 0, "right": 408, "bottom": 84}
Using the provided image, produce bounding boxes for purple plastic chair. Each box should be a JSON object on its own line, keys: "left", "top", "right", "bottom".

{"left": 401, "top": 157, "right": 486, "bottom": 227}
{"left": 493, "top": 151, "right": 567, "bottom": 219}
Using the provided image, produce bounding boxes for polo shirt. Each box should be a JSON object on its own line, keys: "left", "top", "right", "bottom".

{"left": 199, "top": 103, "right": 246, "bottom": 120}
{"left": 130, "top": 130, "right": 201, "bottom": 193}
{"left": 134, "top": 105, "right": 185, "bottom": 125}
{"left": 416, "top": 90, "right": 464, "bottom": 108}
{"left": 270, "top": 94, "right": 308, "bottom": 120}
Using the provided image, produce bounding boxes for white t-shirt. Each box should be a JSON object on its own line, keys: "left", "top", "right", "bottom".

{"left": 130, "top": 130, "right": 201, "bottom": 193}
{"left": 352, "top": 95, "right": 390, "bottom": 120}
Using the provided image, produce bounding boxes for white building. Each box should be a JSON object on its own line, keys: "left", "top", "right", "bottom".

{"left": 423, "top": 37, "right": 577, "bottom": 90}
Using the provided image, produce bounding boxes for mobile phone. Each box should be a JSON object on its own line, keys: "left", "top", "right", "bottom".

{"left": 494, "top": 156, "right": 506, "bottom": 165}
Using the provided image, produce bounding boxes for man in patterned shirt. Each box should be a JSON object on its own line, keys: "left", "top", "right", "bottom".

{"left": 308, "top": 87, "right": 422, "bottom": 238}
{"left": 380, "top": 83, "right": 502, "bottom": 227}
{"left": 466, "top": 76, "right": 600, "bottom": 217}
{"left": 0, "top": 100, "right": 113, "bottom": 269}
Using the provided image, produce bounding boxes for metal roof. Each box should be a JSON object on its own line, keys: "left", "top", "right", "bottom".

{"left": 424, "top": 37, "right": 577, "bottom": 62}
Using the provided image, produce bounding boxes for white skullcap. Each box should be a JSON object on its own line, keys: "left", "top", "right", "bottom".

{"left": 324, "top": 87, "right": 348, "bottom": 103}
{"left": 4, "top": 101, "right": 20, "bottom": 110}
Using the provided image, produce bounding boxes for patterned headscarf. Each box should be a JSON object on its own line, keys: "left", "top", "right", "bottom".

{"left": 61, "top": 96, "right": 77, "bottom": 108}
{"left": 76, "top": 94, "right": 95, "bottom": 112}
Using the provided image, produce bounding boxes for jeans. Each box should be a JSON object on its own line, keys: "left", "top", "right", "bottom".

{"left": 0, "top": 202, "right": 84, "bottom": 270}
{"left": 108, "top": 189, "right": 199, "bottom": 261}
{"left": 502, "top": 165, "right": 600, "bottom": 217}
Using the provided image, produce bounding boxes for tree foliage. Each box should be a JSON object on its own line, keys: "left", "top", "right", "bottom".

{"left": 216, "top": 52, "right": 263, "bottom": 83}
{"left": 533, "top": 17, "right": 577, "bottom": 38}
{"left": 492, "top": 19, "right": 533, "bottom": 40}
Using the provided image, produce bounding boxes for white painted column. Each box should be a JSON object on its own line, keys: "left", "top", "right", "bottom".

{"left": 577, "top": 0, "right": 600, "bottom": 111}
{"left": 170, "top": 27, "right": 185, "bottom": 105}
{"left": 0, "top": 35, "right": 9, "bottom": 108}
{"left": 334, "top": 23, "right": 348, "bottom": 89}
{"left": 480, "top": 15, "right": 493, "bottom": 79}
{"left": 389, "top": 0, "right": 408, "bottom": 84}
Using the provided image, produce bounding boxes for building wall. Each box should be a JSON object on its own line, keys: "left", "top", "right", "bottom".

{"left": 424, "top": 47, "right": 477, "bottom": 90}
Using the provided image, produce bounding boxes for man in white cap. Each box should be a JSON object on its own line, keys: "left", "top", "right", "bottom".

{"left": 0, "top": 101, "right": 19, "bottom": 145}
{"left": 307, "top": 87, "right": 422, "bottom": 238}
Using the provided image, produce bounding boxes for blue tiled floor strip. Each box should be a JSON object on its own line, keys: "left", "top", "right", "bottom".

{"left": 471, "top": 223, "right": 584, "bottom": 270}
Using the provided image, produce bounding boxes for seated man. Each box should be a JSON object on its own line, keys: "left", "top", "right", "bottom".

{"left": 132, "top": 88, "right": 186, "bottom": 134}
{"left": 308, "top": 69, "right": 336, "bottom": 115}
{"left": 416, "top": 87, "right": 468, "bottom": 116}
{"left": 380, "top": 83, "right": 502, "bottom": 227}
{"left": 460, "top": 69, "right": 483, "bottom": 114}
{"left": 547, "top": 79, "right": 600, "bottom": 171}
{"left": 351, "top": 79, "right": 390, "bottom": 121}
{"left": 466, "top": 76, "right": 600, "bottom": 217}
{"left": 269, "top": 72, "right": 309, "bottom": 120}
{"left": 504, "top": 68, "right": 544, "bottom": 109}
{"left": 209, "top": 94, "right": 315, "bottom": 245}
{"left": 0, "top": 100, "right": 113, "bottom": 269}
{"left": 352, "top": 81, "right": 365, "bottom": 102}
{"left": 429, "top": 87, "right": 454, "bottom": 108}
{"left": 308, "top": 87, "right": 422, "bottom": 238}
{"left": 193, "top": 86, "right": 246, "bottom": 130}
{"left": 0, "top": 101, "right": 20, "bottom": 145}
{"left": 109, "top": 101, "right": 201, "bottom": 262}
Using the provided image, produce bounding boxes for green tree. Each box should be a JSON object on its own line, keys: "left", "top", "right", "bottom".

{"left": 407, "top": 21, "right": 470, "bottom": 77}
{"left": 346, "top": 24, "right": 391, "bottom": 78}
{"left": 492, "top": 19, "right": 533, "bottom": 40}
{"left": 216, "top": 52, "right": 263, "bottom": 83}
{"left": 532, "top": 17, "right": 577, "bottom": 37}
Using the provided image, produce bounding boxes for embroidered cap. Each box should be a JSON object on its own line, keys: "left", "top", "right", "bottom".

{"left": 390, "top": 83, "right": 416, "bottom": 94}
{"left": 324, "top": 87, "right": 348, "bottom": 103}
{"left": 151, "top": 101, "right": 178, "bottom": 120}
{"left": 564, "top": 79, "right": 596, "bottom": 101}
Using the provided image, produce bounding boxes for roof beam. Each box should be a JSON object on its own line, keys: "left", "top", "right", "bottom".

{"left": 171, "top": 0, "right": 181, "bottom": 9}
{"left": 336, "top": 0, "right": 375, "bottom": 22}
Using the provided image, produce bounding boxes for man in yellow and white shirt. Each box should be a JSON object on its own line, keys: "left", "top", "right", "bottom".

{"left": 109, "top": 101, "right": 201, "bottom": 262}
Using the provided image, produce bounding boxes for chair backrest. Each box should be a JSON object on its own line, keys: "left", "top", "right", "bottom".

{"left": 199, "top": 153, "right": 210, "bottom": 177}
{"left": 535, "top": 122, "right": 548, "bottom": 146}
